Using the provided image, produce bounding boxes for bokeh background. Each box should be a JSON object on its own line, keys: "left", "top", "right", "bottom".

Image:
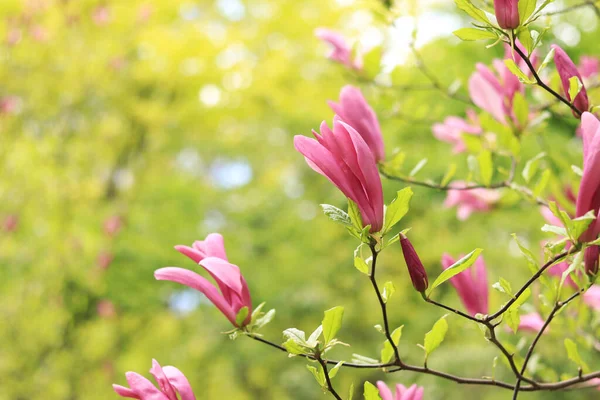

{"left": 1, "top": 0, "right": 599, "bottom": 399}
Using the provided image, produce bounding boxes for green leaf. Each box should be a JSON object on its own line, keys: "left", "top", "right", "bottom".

{"left": 533, "top": 169, "right": 551, "bottom": 197}
{"left": 283, "top": 328, "right": 308, "bottom": 345}
{"left": 235, "top": 306, "right": 249, "bottom": 326}
{"left": 560, "top": 251, "right": 584, "bottom": 292}
{"left": 382, "top": 281, "right": 395, "bottom": 303}
{"left": 441, "top": 163, "right": 457, "bottom": 187}
{"left": 428, "top": 249, "right": 483, "bottom": 295}
{"left": 354, "top": 257, "right": 370, "bottom": 275}
{"left": 380, "top": 326, "right": 403, "bottom": 363}
{"left": 511, "top": 234, "right": 537, "bottom": 266}
{"left": 283, "top": 339, "right": 307, "bottom": 355}
{"left": 512, "top": 92, "right": 529, "bottom": 128}
{"left": 519, "top": 0, "right": 537, "bottom": 23}
{"left": 522, "top": 152, "right": 546, "bottom": 183}
{"left": 516, "top": 28, "right": 533, "bottom": 54}
{"left": 321, "top": 204, "right": 352, "bottom": 227}
{"left": 492, "top": 277, "right": 513, "bottom": 296}
{"left": 477, "top": 150, "right": 493, "bottom": 186}
{"left": 363, "top": 46, "right": 382, "bottom": 79}
{"left": 306, "top": 364, "right": 325, "bottom": 386}
{"left": 329, "top": 361, "right": 344, "bottom": 379}
{"left": 565, "top": 338, "right": 589, "bottom": 372}
{"left": 568, "top": 76, "right": 583, "bottom": 102}
{"left": 453, "top": 28, "right": 497, "bottom": 41}
{"left": 347, "top": 199, "right": 363, "bottom": 232}
{"left": 409, "top": 158, "right": 427, "bottom": 177}
{"left": 541, "top": 224, "right": 568, "bottom": 237}
{"left": 307, "top": 325, "right": 323, "bottom": 348}
{"left": 348, "top": 383, "right": 354, "bottom": 400}
{"left": 454, "top": 0, "right": 491, "bottom": 24}
{"left": 255, "top": 309, "right": 276, "bottom": 329}
{"left": 537, "top": 48, "right": 555, "bottom": 73}
{"left": 351, "top": 353, "right": 380, "bottom": 365}
{"left": 322, "top": 306, "right": 344, "bottom": 345}
{"left": 504, "top": 59, "right": 535, "bottom": 84}
{"left": 383, "top": 187, "right": 413, "bottom": 233}
{"left": 424, "top": 315, "right": 449, "bottom": 356}
{"left": 505, "top": 288, "right": 531, "bottom": 333}
{"left": 570, "top": 210, "right": 596, "bottom": 240}
{"left": 364, "top": 381, "right": 382, "bottom": 400}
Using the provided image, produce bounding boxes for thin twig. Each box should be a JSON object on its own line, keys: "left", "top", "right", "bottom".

{"left": 540, "top": 1, "right": 599, "bottom": 17}
{"left": 317, "top": 356, "right": 343, "bottom": 400}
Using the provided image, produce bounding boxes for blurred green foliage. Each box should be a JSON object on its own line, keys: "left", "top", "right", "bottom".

{"left": 0, "top": 0, "right": 599, "bottom": 399}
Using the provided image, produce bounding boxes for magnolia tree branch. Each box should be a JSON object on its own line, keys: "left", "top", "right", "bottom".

{"left": 512, "top": 288, "right": 588, "bottom": 399}
{"left": 540, "top": 1, "right": 600, "bottom": 17}
{"left": 369, "top": 242, "right": 402, "bottom": 362}
{"left": 511, "top": 45, "right": 582, "bottom": 117}
{"left": 317, "top": 356, "right": 343, "bottom": 400}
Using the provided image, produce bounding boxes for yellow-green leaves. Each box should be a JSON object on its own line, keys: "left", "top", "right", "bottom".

{"left": 364, "top": 381, "right": 381, "bottom": 400}
{"left": 321, "top": 204, "right": 352, "bottom": 227}
{"left": 362, "top": 46, "right": 382, "bottom": 80}
{"left": 505, "top": 288, "right": 531, "bottom": 333}
{"left": 427, "top": 249, "right": 483, "bottom": 296}
{"left": 518, "top": 0, "right": 537, "bottom": 24}
{"left": 565, "top": 338, "right": 589, "bottom": 372}
{"left": 423, "top": 315, "right": 449, "bottom": 358}
{"left": 453, "top": 28, "right": 498, "bottom": 41}
{"left": 322, "top": 306, "right": 344, "bottom": 345}
{"left": 381, "top": 326, "right": 403, "bottom": 363}
{"left": 568, "top": 76, "right": 584, "bottom": 102}
{"left": 504, "top": 59, "right": 536, "bottom": 84}
{"left": 454, "top": 0, "right": 491, "bottom": 24}
{"left": 382, "top": 187, "right": 413, "bottom": 234}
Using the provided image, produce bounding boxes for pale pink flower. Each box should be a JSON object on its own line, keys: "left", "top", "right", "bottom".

{"left": 97, "top": 250, "right": 113, "bottom": 270}
{"left": 516, "top": 312, "right": 546, "bottom": 333}
{"left": 580, "top": 56, "right": 599, "bottom": 79}
{"left": 328, "top": 85, "right": 385, "bottom": 162}
{"left": 315, "top": 28, "right": 361, "bottom": 70}
{"left": 294, "top": 117, "right": 384, "bottom": 232}
{"left": 104, "top": 215, "right": 123, "bottom": 237}
{"left": 442, "top": 253, "right": 488, "bottom": 316}
{"left": 113, "top": 359, "right": 196, "bottom": 400}
{"left": 576, "top": 112, "right": 600, "bottom": 273}
{"left": 97, "top": 300, "right": 116, "bottom": 318}
{"left": 444, "top": 182, "right": 500, "bottom": 220}
{"left": 0, "top": 96, "right": 21, "bottom": 115}
{"left": 2, "top": 214, "right": 19, "bottom": 232}
{"left": 155, "top": 234, "right": 252, "bottom": 327}
{"left": 30, "top": 25, "right": 48, "bottom": 42}
{"left": 93, "top": 5, "right": 111, "bottom": 26}
{"left": 376, "top": 381, "right": 424, "bottom": 400}
{"left": 432, "top": 111, "right": 481, "bottom": 153}
{"left": 583, "top": 285, "right": 600, "bottom": 310}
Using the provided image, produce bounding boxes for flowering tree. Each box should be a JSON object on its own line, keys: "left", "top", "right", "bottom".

{"left": 109, "top": 1, "right": 600, "bottom": 399}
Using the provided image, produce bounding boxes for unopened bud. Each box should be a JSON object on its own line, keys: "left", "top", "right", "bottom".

{"left": 585, "top": 245, "right": 599, "bottom": 276}
{"left": 400, "top": 233, "right": 428, "bottom": 293}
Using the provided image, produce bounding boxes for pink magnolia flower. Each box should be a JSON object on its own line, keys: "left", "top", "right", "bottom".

{"left": 315, "top": 28, "right": 361, "bottom": 70}
{"left": 0, "top": 96, "right": 21, "bottom": 115}
{"left": 400, "top": 234, "right": 428, "bottom": 293}
{"left": 494, "top": 0, "right": 519, "bottom": 29}
{"left": 516, "top": 312, "right": 546, "bottom": 333}
{"left": 432, "top": 110, "right": 481, "bottom": 153}
{"left": 97, "top": 300, "right": 116, "bottom": 318}
{"left": 580, "top": 56, "right": 599, "bottom": 79}
{"left": 441, "top": 253, "right": 488, "bottom": 316}
{"left": 576, "top": 112, "right": 600, "bottom": 274}
{"left": 97, "top": 250, "right": 114, "bottom": 270}
{"left": 583, "top": 285, "right": 600, "bottom": 310}
{"left": 294, "top": 117, "right": 384, "bottom": 232}
{"left": 468, "top": 59, "right": 526, "bottom": 127}
{"left": 92, "top": 5, "right": 111, "bottom": 26}
{"left": 2, "top": 214, "right": 19, "bottom": 232}
{"left": 104, "top": 215, "right": 123, "bottom": 237}
{"left": 444, "top": 182, "right": 500, "bottom": 220}
{"left": 113, "top": 359, "right": 196, "bottom": 400}
{"left": 138, "top": 4, "right": 154, "bottom": 23}
{"left": 328, "top": 85, "right": 385, "bottom": 162}
{"left": 553, "top": 45, "right": 589, "bottom": 116}
{"left": 376, "top": 381, "right": 424, "bottom": 400}
{"left": 155, "top": 234, "right": 252, "bottom": 327}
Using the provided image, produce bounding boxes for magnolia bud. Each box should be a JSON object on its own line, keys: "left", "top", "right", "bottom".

{"left": 494, "top": 0, "right": 520, "bottom": 29}
{"left": 585, "top": 246, "right": 599, "bottom": 276}
{"left": 400, "top": 233, "right": 428, "bottom": 293}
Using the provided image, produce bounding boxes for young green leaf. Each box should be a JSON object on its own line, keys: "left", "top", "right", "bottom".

{"left": 363, "top": 46, "right": 382, "bottom": 79}
{"left": 347, "top": 199, "right": 363, "bottom": 232}
{"left": 522, "top": 153, "right": 545, "bottom": 183}
{"left": 477, "top": 150, "right": 493, "bottom": 186}
{"left": 322, "top": 306, "right": 344, "bottom": 345}
{"left": 453, "top": 28, "right": 497, "bottom": 41}
{"left": 306, "top": 364, "right": 325, "bottom": 386}
{"left": 492, "top": 277, "right": 513, "bottom": 296}
{"left": 511, "top": 234, "right": 537, "bottom": 267}
{"left": 235, "top": 306, "right": 249, "bottom": 327}
{"left": 409, "top": 158, "right": 428, "bottom": 177}
{"left": 329, "top": 361, "right": 344, "bottom": 379}
{"left": 565, "top": 338, "right": 589, "bottom": 372}
{"left": 307, "top": 325, "right": 323, "bottom": 348}
{"left": 255, "top": 309, "right": 276, "bottom": 329}
{"left": 283, "top": 339, "right": 307, "bottom": 355}
{"left": 380, "top": 326, "right": 403, "bottom": 363}
{"left": 519, "top": 0, "right": 537, "bottom": 24}
{"left": 568, "top": 76, "right": 583, "bottom": 102}
{"left": 537, "top": 47, "right": 555, "bottom": 73}
{"left": 364, "top": 381, "right": 382, "bottom": 400}
{"left": 321, "top": 204, "right": 352, "bottom": 227}
{"left": 382, "top": 281, "right": 396, "bottom": 303}
{"left": 424, "top": 315, "right": 448, "bottom": 356}
{"left": 383, "top": 187, "right": 413, "bottom": 233}
{"left": 283, "top": 328, "right": 308, "bottom": 345}
{"left": 504, "top": 59, "right": 535, "bottom": 84}
{"left": 454, "top": 0, "right": 491, "bottom": 24}
{"left": 512, "top": 92, "right": 529, "bottom": 129}
{"left": 428, "top": 249, "right": 483, "bottom": 295}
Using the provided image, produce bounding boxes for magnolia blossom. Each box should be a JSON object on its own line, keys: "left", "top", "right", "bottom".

{"left": 494, "top": 0, "right": 519, "bottom": 29}
{"left": 469, "top": 59, "right": 525, "bottom": 127}
{"left": 516, "top": 312, "right": 546, "bottom": 333}
{"left": 0, "top": 96, "right": 21, "bottom": 115}
{"left": 583, "top": 285, "right": 600, "bottom": 310}
{"left": 442, "top": 254, "right": 488, "bottom": 316}
{"left": 294, "top": 117, "right": 384, "bottom": 232}
{"left": 97, "top": 250, "right": 114, "bottom": 270}
{"left": 576, "top": 113, "right": 600, "bottom": 274}
{"left": 553, "top": 45, "right": 589, "bottom": 116}
{"left": 315, "top": 28, "right": 361, "bottom": 70}
{"left": 444, "top": 182, "right": 500, "bottom": 220}
{"left": 92, "top": 5, "right": 111, "bottom": 26}
{"left": 328, "top": 85, "right": 385, "bottom": 162}
{"left": 400, "top": 234, "right": 428, "bottom": 293}
{"left": 432, "top": 110, "right": 481, "bottom": 153}
{"left": 376, "top": 381, "right": 424, "bottom": 400}
{"left": 113, "top": 359, "right": 196, "bottom": 400}
{"left": 104, "top": 215, "right": 123, "bottom": 236}
{"left": 155, "top": 233, "right": 253, "bottom": 327}
{"left": 580, "top": 56, "right": 599, "bottom": 80}
{"left": 2, "top": 214, "right": 18, "bottom": 232}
